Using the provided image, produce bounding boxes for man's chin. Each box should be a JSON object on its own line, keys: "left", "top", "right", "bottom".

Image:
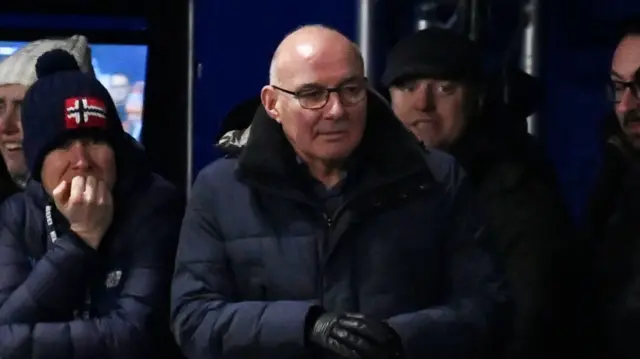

{"left": 4, "top": 162, "right": 28, "bottom": 180}
{"left": 417, "top": 135, "right": 445, "bottom": 149}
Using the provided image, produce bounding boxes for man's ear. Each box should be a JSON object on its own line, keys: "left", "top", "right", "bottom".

{"left": 260, "top": 85, "right": 280, "bottom": 122}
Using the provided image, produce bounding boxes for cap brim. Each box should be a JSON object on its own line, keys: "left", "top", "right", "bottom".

{"left": 382, "top": 64, "right": 484, "bottom": 87}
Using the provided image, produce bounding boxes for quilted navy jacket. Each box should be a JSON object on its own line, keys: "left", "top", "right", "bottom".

{"left": 171, "top": 93, "right": 510, "bottom": 359}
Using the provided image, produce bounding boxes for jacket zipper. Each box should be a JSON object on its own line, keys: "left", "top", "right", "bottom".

{"left": 243, "top": 182, "right": 331, "bottom": 306}
{"left": 318, "top": 212, "right": 334, "bottom": 306}
{"left": 243, "top": 174, "right": 424, "bottom": 308}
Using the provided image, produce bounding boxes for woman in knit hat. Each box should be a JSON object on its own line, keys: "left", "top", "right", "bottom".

{"left": 0, "top": 35, "right": 93, "bottom": 188}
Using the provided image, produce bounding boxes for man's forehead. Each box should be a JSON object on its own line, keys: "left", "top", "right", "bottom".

{"left": 612, "top": 35, "right": 640, "bottom": 80}
{"left": 278, "top": 48, "right": 363, "bottom": 88}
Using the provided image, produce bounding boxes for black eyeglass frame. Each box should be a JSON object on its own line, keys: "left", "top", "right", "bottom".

{"left": 271, "top": 77, "right": 368, "bottom": 109}
{"left": 608, "top": 79, "right": 640, "bottom": 103}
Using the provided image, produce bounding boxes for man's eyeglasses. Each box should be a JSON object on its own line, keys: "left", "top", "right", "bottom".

{"left": 608, "top": 80, "right": 640, "bottom": 103}
{"left": 271, "top": 78, "right": 368, "bottom": 110}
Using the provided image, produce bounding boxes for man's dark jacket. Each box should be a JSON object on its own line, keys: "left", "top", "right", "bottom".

{"left": 0, "top": 135, "right": 184, "bottom": 359}
{"left": 578, "top": 114, "right": 640, "bottom": 358}
{"left": 448, "top": 103, "right": 575, "bottom": 358}
{"left": 171, "top": 92, "right": 510, "bottom": 359}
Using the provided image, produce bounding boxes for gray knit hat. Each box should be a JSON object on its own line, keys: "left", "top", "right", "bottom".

{"left": 0, "top": 35, "right": 94, "bottom": 88}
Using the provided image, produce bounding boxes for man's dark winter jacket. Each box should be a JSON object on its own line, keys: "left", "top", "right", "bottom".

{"left": 578, "top": 115, "right": 640, "bottom": 358}
{"left": 215, "top": 95, "right": 572, "bottom": 358}
{"left": 0, "top": 135, "right": 184, "bottom": 359}
{"left": 449, "top": 104, "right": 575, "bottom": 358}
{"left": 171, "top": 92, "right": 510, "bottom": 359}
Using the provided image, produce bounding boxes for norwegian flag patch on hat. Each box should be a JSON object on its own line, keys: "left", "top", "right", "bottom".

{"left": 64, "top": 97, "right": 108, "bottom": 129}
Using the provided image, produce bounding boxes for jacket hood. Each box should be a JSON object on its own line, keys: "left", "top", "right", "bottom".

{"left": 215, "top": 96, "right": 260, "bottom": 154}
{"left": 217, "top": 125, "right": 252, "bottom": 155}
{"left": 215, "top": 95, "right": 260, "bottom": 142}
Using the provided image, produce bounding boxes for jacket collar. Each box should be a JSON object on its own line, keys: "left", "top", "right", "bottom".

{"left": 236, "top": 90, "right": 434, "bottom": 193}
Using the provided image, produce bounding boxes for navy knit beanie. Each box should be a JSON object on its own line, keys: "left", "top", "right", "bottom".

{"left": 21, "top": 49, "right": 124, "bottom": 181}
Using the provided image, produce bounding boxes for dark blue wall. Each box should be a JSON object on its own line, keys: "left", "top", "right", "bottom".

{"left": 192, "top": 1, "right": 357, "bottom": 174}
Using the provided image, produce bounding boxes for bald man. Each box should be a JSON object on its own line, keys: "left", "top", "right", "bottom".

{"left": 171, "top": 25, "right": 509, "bottom": 359}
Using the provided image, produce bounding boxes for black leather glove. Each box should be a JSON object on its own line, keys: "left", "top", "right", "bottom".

{"left": 308, "top": 312, "right": 403, "bottom": 359}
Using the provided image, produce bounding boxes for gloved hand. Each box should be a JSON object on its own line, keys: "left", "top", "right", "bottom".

{"left": 308, "top": 312, "right": 403, "bottom": 359}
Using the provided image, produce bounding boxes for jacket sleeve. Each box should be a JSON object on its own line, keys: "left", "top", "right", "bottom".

{"left": 386, "top": 165, "right": 510, "bottom": 359}
{"left": 170, "top": 166, "right": 316, "bottom": 359}
{"left": 0, "top": 193, "right": 183, "bottom": 359}
{"left": 0, "top": 222, "right": 94, "bottom": 325}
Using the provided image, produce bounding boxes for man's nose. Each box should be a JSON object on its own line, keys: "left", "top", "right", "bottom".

{"left": 0, "top": 108, "right": 22, "bottom": 135}
{"left": 618, "top": 87, "right": 640, "bottom": 114}
{"left": 325, "top": 92, "right": 346, "bottom": 119}
{"left": 68, "top": 142, "right": 90, "bottom": 169}
{"left": 413, "top": 84, "right": 436, "bottom": 112}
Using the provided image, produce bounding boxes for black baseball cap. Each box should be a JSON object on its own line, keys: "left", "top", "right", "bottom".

{"left": 382, "top": 27, "right": 485, "bottom": 87}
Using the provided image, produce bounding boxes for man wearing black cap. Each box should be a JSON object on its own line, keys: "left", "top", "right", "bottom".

{"left": 0, "top": 50, "right": 183, "bottom": 359}
{"left": 383, "top": 27, "right": 486, "bottom": 149}
{"left": 382, "top": 27, "right": 574, "bottom": 358}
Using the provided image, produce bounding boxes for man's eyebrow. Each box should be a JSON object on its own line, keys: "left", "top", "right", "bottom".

{"left": 295, "top": 83, "right": 323, "bottom": 91}
{"left": 295, "top": 76, "right": 362, "bottom": 91}
{"left": 611, "top": 70, "right": 624, "bottom": 80}
{"left": 337, "top": 75, "right": 360, "bottom": 85}
{"left": 0, "top": 97, "right": 22, "bottom": 103}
